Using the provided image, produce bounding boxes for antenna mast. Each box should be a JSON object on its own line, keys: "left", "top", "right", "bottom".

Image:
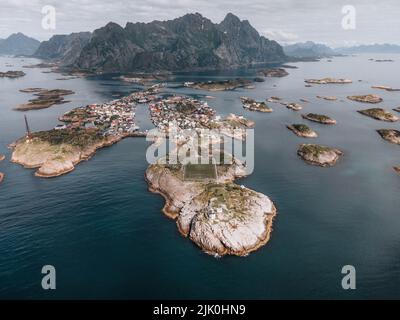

{"left": 24, "top": 114, "right": 32, "bottom": 140}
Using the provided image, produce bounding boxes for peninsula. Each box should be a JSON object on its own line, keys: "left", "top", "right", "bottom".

{"left": 145, "top": 152, "right": 276, "bottom": 257}
{"left": 10, "top": 86, "right": 160, "bottom": 177}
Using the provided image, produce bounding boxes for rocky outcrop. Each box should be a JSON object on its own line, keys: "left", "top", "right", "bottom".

{"left": 258, "top": 68, "right": 288, "bottom": 77}
{"left": 302, "top": 113, "right": 336, "bottom": 124}
{"left": 286, "top": 103, "right": 303, "bottom": 111}
{"left": 377, "top": 129, "right": 400, "bottom": 145}
{"left": 394, "top": 167, "right": 400, "bottom": 175}
{"left": 347, "top": 94, "right": 383, "bottom": 103}
{"left": 305, "top": 78, "right": 352, "bottom": 84}
{"left": 70, "top": 13, "right": 285, "bottom": 72}
{"left": 241, "top": 97, "right": 273, "bottom": 112}
{"left": 145, "top": 159, "right": 277, "bottom": 256}
{"left": 0, "top": 154, "right": 4, "bottom": 184}
{"left": 34, "top": 32, "right": 92, "bottom": 66}
{"left": 297, "top": 144, "right": 343, "bottom": 167}
{"left": 0, "top": 71, "right": 25, "bottom": 78}
{"left": 10, "top": 130, "right": 123, "bottom": 177}
{"left": 185, "top": 79, "right": 253, "bottom": 91}
{"left": 287, "top": 124, "right": 317, "bottom": 138}
{"left": 15, "top": 88, "right": 75, "bottom": 111}
{"left": 358, "top": 108, "right": 398, "bottom": 122}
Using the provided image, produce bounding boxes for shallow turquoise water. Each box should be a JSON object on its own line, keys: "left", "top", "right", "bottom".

{"left": 0, "top": 55, "right": 399, "bottom": 299}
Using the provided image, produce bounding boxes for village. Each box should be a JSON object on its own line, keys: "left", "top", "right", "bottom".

{"left": 57, "top": 84, "right": 163, "bottom": 136}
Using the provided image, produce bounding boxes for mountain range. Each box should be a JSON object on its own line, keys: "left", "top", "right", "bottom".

{"left": 34, "top": 13, "right": 286, "bottom": 73}
{"left": 283, "top": 41, "right": 337, "bottom": 58}
{"left": 0, "top": 32, "right": 40, "bottom": 56}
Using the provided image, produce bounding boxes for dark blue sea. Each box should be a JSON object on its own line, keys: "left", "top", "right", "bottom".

{"left": 0, "top": 55, "right": 399, "bottom": 299}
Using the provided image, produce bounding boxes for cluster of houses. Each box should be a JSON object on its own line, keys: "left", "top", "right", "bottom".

{"left": 57, "top": 84, "right": 165, "bottom": 136}
{"left": 149, "top": 96, "right": 216, "bottom": 132}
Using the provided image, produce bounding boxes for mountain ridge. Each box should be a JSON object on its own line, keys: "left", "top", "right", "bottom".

{"left": 34, "top": 13, "right": 286, "bottom": 73}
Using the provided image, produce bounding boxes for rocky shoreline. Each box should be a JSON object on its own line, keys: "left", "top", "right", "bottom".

{"left": 377, "top": 129, "right": 400, "bottom": 145}
{"left": 287, "top": 124, "right": 317, "bottom": 138}
{"left": 10, "top": 130, "right": 131, "bottom": 178}
{"left": 302, "top": 113, "right": 337, "bottom": 124}
{"left": 297, "top": 144, "right": 343, "bottom": 167}
{"left": 0, "top": 70, "right": 26, "bottom": 78}
{"left": 15, "top": 88, "right": 75, "bottom": 111}
{"left": 0, "top": 154, "right": 4, "bottom": 184}
{"left": 348, "top": 94, "right": 383, "bottom": 104}
{"left": 145, "top": 158, "right": 277, "bottom": 257}
{"left": 358, "top": 108, "right": 399, "bottom": 122}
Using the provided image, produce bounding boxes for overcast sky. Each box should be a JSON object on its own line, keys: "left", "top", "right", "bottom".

{"left": 0, "top": 0, "right": 399, "bottom": 47}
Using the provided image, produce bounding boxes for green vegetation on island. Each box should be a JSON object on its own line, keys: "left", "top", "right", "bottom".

{"left": 297, "top": 143, "right": 343, "bottom": 167}
{"left": 302, "top": 113, "right": 337, "bottom": 124}
{"left": 358, "top": 108, "right": 399, "bottom": 122}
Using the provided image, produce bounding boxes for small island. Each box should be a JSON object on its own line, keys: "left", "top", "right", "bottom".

{"left": 297, "top": 144, "right": 343, "bottom": 167}
{"left": 0, "top": 154, "right": 4, "bottom": 184}
{"left": 393, "top": 107, "right": 400, "bottom": 113}
{"left": 357, "top": 108, "right": 399, "bottom": 122}
{"left": 347, "top": 94, "right": 383, "bottom": 104}
{"left": 184, "top": 79, "right": 253, "bottom": 91}
{"left": 377, "top": 129, "right": 400, "bottom": 145}
{"left": 241, "top": 97, "right": 273, "bottom": 113}
{"left": 258, "top": 68, "right": 289, "bottom": 77}
{"left": 286, "top": 103, "right": 303, "bottom": 111}
{"left": 317, "top": 96, "right": 337, "bottom": 101}
{"left": 305, "top": 78, "right": 352, "bottom": 84}
{"left": 372, "top": 85, "right": 400, "bottom": 92}
{"left": 0, "top": 70, "right": 26, "bottom": 78}
{"left": 15, "top": 88, "right": 75, "bottom": 111}
{"left": 287, "top": 124, "right": 317, "bottom": 138}
{"left": 302, "top": 113, "right": 337, "bottom": 124}
{"left": 394, "top": 167, "right": 400, "bottom": 175}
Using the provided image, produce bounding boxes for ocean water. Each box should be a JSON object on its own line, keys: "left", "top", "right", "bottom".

{"left": 0, "top": 55, "right": 399, "bottom": 299}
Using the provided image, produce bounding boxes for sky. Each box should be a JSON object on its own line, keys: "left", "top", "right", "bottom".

{"left": 0, "top": 0, "right": 399, "bottom": 47}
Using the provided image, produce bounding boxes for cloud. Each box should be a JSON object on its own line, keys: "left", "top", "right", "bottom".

{"left": 262, "top": 29, "right": 299, "bottom": 43}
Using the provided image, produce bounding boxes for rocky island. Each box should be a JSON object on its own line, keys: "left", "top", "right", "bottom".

{"left": 0, "top": 70, "right": 26, "bottom": 78}
{"left": 287, "top": 124, "right": 317, "bottom": 138}
{"left": 394, "top": 167, "right": 400, "bottom": 175}
{"left": 286, "top": 103, "right": 303, "bottom": 111}
{"left": 145, "top": 155, "right": 277, "bottom": 256}
{"left": 0, "top": 154, "right": 4, "bottom": 184}
{"left": 347, "top": 94, "right": 383, "bottom": 104}
{"left": 357, "top": 108, "right": 399, "bottom": 122}
{"left": 302, "top": 113, "right": 337, "bottom": 124}
{"left": 258, "top": 68, "right": 289, "bottom": 77}
{"left": 240, "top": 97, "right": 273, "bottom": 112}
{"left": 372, "top": 85, "right": 400, "bottom": 92}
{"left": 393, "top": 107, "right": 400, "bottom": 113}
{"left": 297, "top": 144, "right": 343, "bottom": 167}
{"left": 15, "top": 88, "right": 75, "bottom": 111}
{"left": 377, "top": 129, "right": 400, "bottom": 145}
{"left": 184, "top": 79, "right": 253, "bottom": 91}
{"left": 305, "top": 78, "right": 352, "bottom": 84}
